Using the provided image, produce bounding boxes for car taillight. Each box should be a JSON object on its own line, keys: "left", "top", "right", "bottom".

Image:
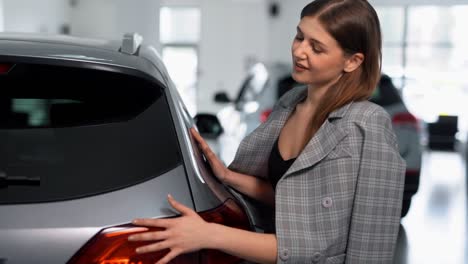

{"left": 405, "top": 169, "right": 420, "bottom": 177}
{"left": 68, "top": 199, "right": 251, "bottom": 264}
{"left": 198, "top": 199, "right": 251, "bottom": 264}
{"left": 260, "top": 109, "right": 273, "bottom": 123}
{"left": 0, "top": 63, "right": 14, "bottom": 74}
{"left": 392, "top": 112, "right": 420, "bottom": 131}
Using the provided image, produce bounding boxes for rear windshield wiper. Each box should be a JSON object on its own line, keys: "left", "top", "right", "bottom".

{"left": 0, "top": 170, "right": 40, "bottom": 188}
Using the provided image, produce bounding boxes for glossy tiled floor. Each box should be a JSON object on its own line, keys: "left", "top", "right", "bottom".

{"left": 394, "top": 149, "right": 467, "bottom": 264}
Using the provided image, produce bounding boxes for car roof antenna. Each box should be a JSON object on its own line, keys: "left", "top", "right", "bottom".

{"left": 120, "top": 33, "right": 143, "bottom": 55}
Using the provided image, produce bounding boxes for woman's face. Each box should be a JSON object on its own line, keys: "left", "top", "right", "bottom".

{"left": 291, "top": 16, "right": 347, "bottom": 89}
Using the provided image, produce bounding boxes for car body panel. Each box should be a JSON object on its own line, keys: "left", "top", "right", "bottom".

{"left": 0, "top": 228, "right": 100, "bottom": 264}
{"left": 165, "top": 81, "right": 225, "bottom": 212}
{"left": 0, "top": 165, "right": 193, "bottom": 264}
{"left": 0, "top": 32, "right": 258, "bottom": 263}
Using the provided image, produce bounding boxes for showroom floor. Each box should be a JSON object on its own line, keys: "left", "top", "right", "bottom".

{"left": 394, "top": 149, "right": 467, "bottom": 264}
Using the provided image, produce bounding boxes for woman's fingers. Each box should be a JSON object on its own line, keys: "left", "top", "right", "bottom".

{"left": 190, "top": 127, "right": 227, "bottom": 181}
{"left": 167, "top": 194, "right": 194, "bottom": 216}
{"left": 155, "top": 249, "right": 181, "bottom": 264}
{"left": 132, "top": 218, "right": 172, "bottom": 228}
{"left": 190, "top": 127, "right": 204, "bottom": 144}
{"left": 190, "top": 128, "right": 211, "bottom": 153}
{"left": 190, "top": 128, "right": 218, "bottom": 161}
{"left": 135, "top": 240, "right": 172, "bottom": 254}
{"left": 128, "top": 230, "right": 170, "bottom": 242}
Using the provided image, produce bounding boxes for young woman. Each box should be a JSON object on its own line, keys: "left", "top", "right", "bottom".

{"left": 129, "top": 0, "right": 405, "bottom": 263}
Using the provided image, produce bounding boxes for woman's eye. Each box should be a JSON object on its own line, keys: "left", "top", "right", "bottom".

{"left": 295, "top": 35, "right": 304, "bottom": 41}
{"left": 312, "top": 46, "right": 323, "bottom": 53}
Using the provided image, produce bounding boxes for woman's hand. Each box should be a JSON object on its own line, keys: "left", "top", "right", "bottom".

{"left": 190, "top": 127, "right": 231, "bottom": 183}
{"left": 129, "top": 194, "right": 212, "bottom": 264}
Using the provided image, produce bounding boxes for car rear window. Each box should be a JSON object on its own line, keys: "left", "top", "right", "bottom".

{"left": 0, "top": 62, "right": 182, "bottom": 204}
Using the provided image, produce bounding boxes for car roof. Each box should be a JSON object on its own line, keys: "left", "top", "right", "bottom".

{"left": 0, "top": 32, "right": 168, "bottom": 85}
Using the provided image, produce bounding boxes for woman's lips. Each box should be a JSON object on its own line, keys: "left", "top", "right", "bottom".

{"left": 294, "top": 62, "right": 308, "bottom": 72}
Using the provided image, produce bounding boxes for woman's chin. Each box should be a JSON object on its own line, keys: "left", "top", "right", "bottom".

{"left": 291, "top": 72, "right": 310, "bottom": 84}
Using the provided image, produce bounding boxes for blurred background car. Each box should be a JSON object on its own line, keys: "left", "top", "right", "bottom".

{"left": 369, "top": 74, "right": 423, "bottom": 218}
{"left": 0, "top": 32, "right": 264, "bottom": 264}
{"left": 197, "top": 62, "right": 301, "bottom": 165}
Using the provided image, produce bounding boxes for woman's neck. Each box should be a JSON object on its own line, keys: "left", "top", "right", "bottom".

{"left": 304, "top": 73, "right": 343, "bottom": 107}
{"left": 305, "top": 85, "right": 328, "bottom": 107}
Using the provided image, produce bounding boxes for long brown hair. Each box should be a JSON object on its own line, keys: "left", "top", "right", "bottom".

{"left": 300, "top": 0, "right": 382, "bottom": 132}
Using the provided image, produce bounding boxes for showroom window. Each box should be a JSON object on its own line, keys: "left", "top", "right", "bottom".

{"left": 160, "top": 7, "right": 200, "bottom": 116}
{"left": 376, "top": 5, "right": 468, "bottom": 138}
{"left": 0, "top": 0, "right": 4, "bottom": 31}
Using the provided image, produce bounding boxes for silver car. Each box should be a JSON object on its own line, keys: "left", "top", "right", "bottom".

{"left": 0, "top": 33, "right": 264, "bottom": 264}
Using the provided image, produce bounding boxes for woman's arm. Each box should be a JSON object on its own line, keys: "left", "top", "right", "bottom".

{"left": 190, "top": 128, "right": 275, "bottom": 206}
{"left": 130, "top": 195, "right": 277, "bottom": 264}
{"left": 346, "top": 109, "right": 406, "bottom": 262}
{"left": 224, "top": 169, "right": 275, "bottom": 207}
{"left": 208, "top": 222, "right": 277, "bottom": 264}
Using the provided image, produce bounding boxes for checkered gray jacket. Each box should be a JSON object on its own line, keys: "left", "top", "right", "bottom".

{"left": 228, "top": 86, "right": 406, "bottom": 264}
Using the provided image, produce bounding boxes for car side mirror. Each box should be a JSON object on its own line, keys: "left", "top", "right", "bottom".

{"left": 194, "top": 113, "right": 224, "bottom": 139}
{"left": 214, "top": 92, "right": 231, "bottom": 103}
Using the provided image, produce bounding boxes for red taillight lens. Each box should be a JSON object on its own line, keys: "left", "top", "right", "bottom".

{"left": 392, "top": 112, "right": 419, "bottom": 131}
{"left": 68, "top": 199, "right": 251, "bottom": 264}
{"left": 260, "top": 109, "right": 273, "bottom": 123}
{"left": 0, "top": 63, "right": 14, "bottom": 74}
{"left": 198, "top": 199, "right": 251, "bottom": 264}
{"left": 67, "top": 225, "right": 195, "bottom": 264}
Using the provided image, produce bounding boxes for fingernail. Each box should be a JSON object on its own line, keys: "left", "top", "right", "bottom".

{"left": 168, "top": 194, "right": 173, "bottom": 199}
{"left": 132, "top": 219, "right": 139, "bottom": 224}
{"left": 128, "top": 236, "right": 134, "bottom": 241}
{"left": 136, "top": 248, "right": 142, "bottom": 254}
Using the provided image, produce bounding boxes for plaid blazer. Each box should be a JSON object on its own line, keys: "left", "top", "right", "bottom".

{"left": 228, "top": 86, "right": 406, "bottom": 264}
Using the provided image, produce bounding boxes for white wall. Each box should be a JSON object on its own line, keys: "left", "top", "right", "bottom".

{"left": 266, "top": 0, "right": 468, "bottom": 65}
{"left": 1, "top": 0, "right": 70, "bottom": 34}
{"left": 370, "top": 0, "right": 468, "bottom": 5}
{"left": 0, "top": 0, "right": 4, "bottom": 31}
{"left": 70, "top": 0, "right": 160, "bottom": 49}
{"left": 197, "top": 0, "right": 269, "bottom": 113}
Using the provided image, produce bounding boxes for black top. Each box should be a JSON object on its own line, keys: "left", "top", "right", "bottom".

{"left": 268, "top": 138, "right": 297, "bottom": 190}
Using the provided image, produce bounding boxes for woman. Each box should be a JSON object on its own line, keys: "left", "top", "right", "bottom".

{"left": 129, "top": 0, "right": 405, "bottom": 263}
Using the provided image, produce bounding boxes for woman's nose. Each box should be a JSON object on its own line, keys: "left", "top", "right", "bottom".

{"left": 293, "top": 41, "right": 307, "bottom": 60}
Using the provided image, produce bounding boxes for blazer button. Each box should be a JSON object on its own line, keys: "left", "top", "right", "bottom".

{"left": 279, "top": 248, "right": 290, "bottom": 261}
{"left": 312, "top": 252, "right": 322, "bottom": 263}
{"left": 322, "top": 197, "right": 333, "bottom": 208}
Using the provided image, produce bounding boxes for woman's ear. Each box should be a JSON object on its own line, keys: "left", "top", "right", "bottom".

{"left": 344, "top": 53, "right": 364, "bottom": 73}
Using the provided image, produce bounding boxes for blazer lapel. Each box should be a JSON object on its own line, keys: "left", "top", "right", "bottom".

{"left": 227, "top": 106, "right": 292, "bottom": 178}
{"left": 283, "top": 103, "right": 352, "bottom": 177}
{"left": 227, "top": 87, "right": 308, "bottom": 178}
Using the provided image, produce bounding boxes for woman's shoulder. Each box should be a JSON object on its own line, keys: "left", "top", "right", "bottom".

{"left": 344, "top": 100, "right": 391, "bottom": 125}
{"left": 276, "top": 85, "right": 308, "bottom": 109}
{"left": 343, "top": 101, "right": 398, "bottom": 146}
